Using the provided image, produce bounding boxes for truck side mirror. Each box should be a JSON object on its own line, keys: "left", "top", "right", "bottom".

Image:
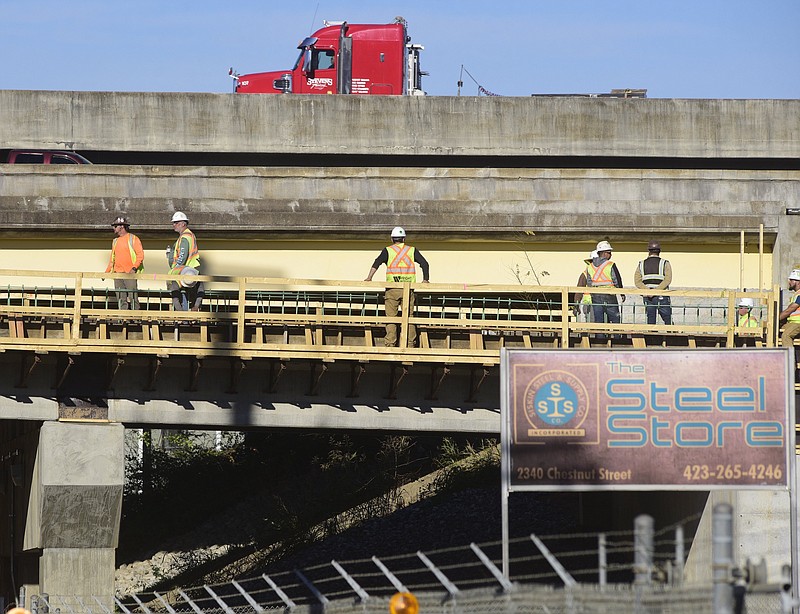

{"left": 302, "top": 48, "right": 313, "bottom": 76}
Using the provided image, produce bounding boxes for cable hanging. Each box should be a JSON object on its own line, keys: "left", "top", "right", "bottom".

{"left": 459, "top": 64, "right": 502, "bottom": 96}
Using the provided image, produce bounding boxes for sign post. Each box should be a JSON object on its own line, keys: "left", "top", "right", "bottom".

{"left": 500, "top": 348, "right": 795, "bottom": 582}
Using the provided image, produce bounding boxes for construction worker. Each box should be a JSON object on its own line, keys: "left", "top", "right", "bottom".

{"left": 634, "top": 240, "right": 672, "bottom": 325}
{"left": 105, "top": 216, "right": 144, "bottom": 310}
{"left": 586, "top": 240, "right": 624, "bottom": 330}
{"left": 167, "top": 211, "right": 204, "bottom": 311}
{"left": 778, "top": 269, "right": 800, "bottom": 349}
{"left": 736, "top": 297, "right": 760, "bottom": 328}
{"left": 365, "top": 226, "right": 430, "bottom": 347}
{"left": 573, "top": 250, "right": 597, "bottom": 322}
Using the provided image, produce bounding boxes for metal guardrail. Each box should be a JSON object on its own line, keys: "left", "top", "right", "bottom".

{"left": 0, "top": 270, "right": 778, "bottom": 366}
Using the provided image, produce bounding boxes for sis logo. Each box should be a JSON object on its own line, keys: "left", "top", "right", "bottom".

{"left": 523, "top": 370, "right": 590, "bottom": 437}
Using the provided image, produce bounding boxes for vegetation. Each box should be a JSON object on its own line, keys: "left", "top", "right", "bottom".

{"left": 119, "top": 430, "right": 500, "bottom": 584}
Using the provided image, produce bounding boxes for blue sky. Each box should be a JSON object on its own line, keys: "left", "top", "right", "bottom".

{"left": 1, "top": 0, "right": 798, "bottom": 98}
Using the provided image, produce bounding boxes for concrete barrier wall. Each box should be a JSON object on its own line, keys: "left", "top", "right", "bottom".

{"left": 1, "top": 90, "right": 799, "bottom": 158}
{"left": 0, "top": 165, "right": 793, "bottom": 238}
{"left": 0, "top": 164, "right": 792, "bottom": 284}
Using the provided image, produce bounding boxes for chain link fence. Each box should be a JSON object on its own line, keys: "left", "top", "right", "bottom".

{"left": 22, "top": 506, "right": 792, "bottom": 613}
{"left": 25, "top": 583, "right": 786, "bottom": 614}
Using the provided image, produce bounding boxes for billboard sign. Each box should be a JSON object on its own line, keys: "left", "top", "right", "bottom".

{"left": 501, "top": 348, "right": 793, "bottom": 491}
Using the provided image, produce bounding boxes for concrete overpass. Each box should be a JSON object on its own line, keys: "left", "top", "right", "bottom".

{"left": 0, "top": 90, "right": 798, "bottom": 284}
{"left": 1, "top": 91, "right": 797, "bottom": 159}
{"left": 0, "top": 90, "right": 799, "bottom": 608}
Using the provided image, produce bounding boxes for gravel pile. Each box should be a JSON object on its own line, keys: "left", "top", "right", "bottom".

{"left": 115, "top": 453, "right": 582, "bottom": 597}
{"left": 267, "top": 487, "right": 579, "bottom": 573}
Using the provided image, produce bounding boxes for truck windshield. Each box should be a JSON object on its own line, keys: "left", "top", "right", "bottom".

{"left": 293, "top": 36, "right": 318, "bottom": 70}
{"left": 292, "top": 49, "right": 305, "bottom": 70}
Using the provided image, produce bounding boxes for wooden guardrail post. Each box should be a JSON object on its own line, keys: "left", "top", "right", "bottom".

{"left": 237, "top": 278, "right": 246, "bottom": 345}
{"left": 561, "top": 288, "right": 570, "bottom": 348}
{"left": 399, "top": 282, "right": 411, "bottom": 349}
{"left": 768, "top": 284, "right": 779, "bottom": 348}
{"left": 726, "top": 290, "right": 736, "bottom": 347}
{"left": 71, "top": 273, "right": 83, "bottom": 340}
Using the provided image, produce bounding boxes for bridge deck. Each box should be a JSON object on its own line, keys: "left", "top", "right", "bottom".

{"left": 0, "top": 270, "right": 777, "bottom": 363}
{"left": 0, "top": 270, "right": 789, "bottom": 433}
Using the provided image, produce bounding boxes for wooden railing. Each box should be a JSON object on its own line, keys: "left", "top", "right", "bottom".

{"left": 0, "top": 270, "right": 779, "bottom": 365}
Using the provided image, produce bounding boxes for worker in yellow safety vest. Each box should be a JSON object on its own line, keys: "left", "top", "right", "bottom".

{"left": 585, "top": 240, "right": 625, "bottom": 331}
{"left": 167, "top": 211, "right": 204, "bottom": 311}
{"left": 105, "top": 216, "right": 144, "bottom": 310}
{"left": 365, "top": 227, "right": 430, "bottom": 348}
{"left": 779, "top": 269, "right": 800, "bottom": 349}
{"left": 736, "top": 298, "right": 760, "bottom": 328}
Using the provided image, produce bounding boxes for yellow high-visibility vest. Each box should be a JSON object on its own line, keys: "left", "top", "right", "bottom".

{"left": 171, "top": 229, "right": 200, "bottom": 273}
{"left": 738, "top": 313, "right": 760, "bottom": 328}
{"left": 587, "top": 260, "right": 614, "bottom": 287}
{"left": 788, "top": 292, "right": 800, "bottom": 323}
{"left": 386, "top": 243, "right": 416, "bottom": 282}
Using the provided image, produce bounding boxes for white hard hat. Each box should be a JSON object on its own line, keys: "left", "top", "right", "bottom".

{"left": 179, "top": 267, "right": 199, "bottom": 288}
{"left": 737, "top": 297, "right": 755, "bottom": 308}
{"left": 596, "top": 240, "right": 613, "bottom": 252}
{"left": 171, "top": 211, "right": 189, "bottom": 223}
{"left": 789, "top": 269, "right": 800, "bottom": 281}
{"left": 391, "top": 226, "right": 406, "bottom": 239}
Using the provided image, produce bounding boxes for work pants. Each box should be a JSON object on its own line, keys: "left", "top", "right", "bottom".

{"left": 591, "top": 293, "right": 620, "bottom": 326}
{"left": 781, "top": 321, "right": 800, "bottom": 349}
{"left": 643, "top": 296, "right": 672, "bottom": 325}
{"left": 171, "top": 281, "right": 205, "bottom": 311}
{"left": 114, "top": 278, "right": 139, "bottom": 310}
{"left": 384, "top": 288, "right": 416, "bottom": 347}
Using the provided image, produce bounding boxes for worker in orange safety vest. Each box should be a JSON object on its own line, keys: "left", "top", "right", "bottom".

{"left": 105, "top": 216, "right": 144, "bottom": 310}
{"left": 365, "top": 227, "right": 430, "bottom": 348}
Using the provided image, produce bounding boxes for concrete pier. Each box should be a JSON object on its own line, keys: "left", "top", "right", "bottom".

{"left": 21, "top": 422, "right": 123, "bottom": 610}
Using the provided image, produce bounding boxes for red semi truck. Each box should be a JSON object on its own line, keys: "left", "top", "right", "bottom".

{"left": 230, "top": 18, "right": 425, "bottom": 95}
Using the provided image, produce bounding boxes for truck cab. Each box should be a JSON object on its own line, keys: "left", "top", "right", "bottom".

{"left": 232, "top": 19, "right": 425, "bottom": 96}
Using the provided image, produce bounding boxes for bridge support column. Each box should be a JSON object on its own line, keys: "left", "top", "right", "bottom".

{"left": 23, "top": 421, "right": 124, "bottom": 610}
{"left": 684, "top": 490, "right": 791, "bottom": 585}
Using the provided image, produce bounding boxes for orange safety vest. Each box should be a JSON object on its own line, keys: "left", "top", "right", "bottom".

{"left": 385, "top": 243, "right": 417, "bottom": 282}
{"left": 788, "top": 292, "right": 800, "bottom": 323}
{"left": 587, "top": 260, "right": 615, "bottom": 287}
{"left": 109, "top": 234, "right": 144, "bottom": 273}
{"left": 170, "top": 229, "right": 200, "bottom": 273}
